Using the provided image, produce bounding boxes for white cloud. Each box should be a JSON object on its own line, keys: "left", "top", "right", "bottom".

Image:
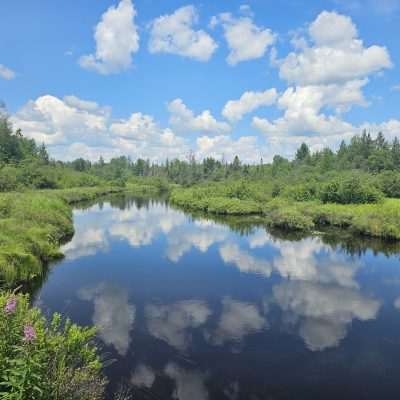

{"left": 149, "top": 5, "right": 217, "bottom": 61}
{"left": 391, "top": 85, "right": 400, "bottom": 92}
{"left": 168, "top": 98, "right": 231, "bottom": 135}
{"left": 196, "top": 135, "right": 266, "bottom": 163}
{"left": 278, "top": 11, "right": 392, "bottom": 85}
{"left": 79, "top": 0, "right": 139, "bottom": 74}
{"left": 11, "top": 95, "right": 189, "bottom": 162}
{"left": 222, "top": 88, "right": 277, "bottom": 122}
{"left": 211, "top": 11, "right": 276, "bottom": 65}
{"left": 11, "top": 95, "right": 110, "bottom": 146}
{"left": 0, "top": 64, "right": 16, "bottom": 80}
{"left": 78, "top": 283, "right": 136, "bottom": 355}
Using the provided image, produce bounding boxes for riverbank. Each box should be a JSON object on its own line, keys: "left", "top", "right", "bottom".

{"left": 0, "top": 187, "right": 125, "bottom": 286}
{"left": 170, "top": 187, "right": 400, "bottom": 240}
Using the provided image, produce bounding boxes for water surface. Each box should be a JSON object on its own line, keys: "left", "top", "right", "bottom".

{"left": 34, "top": 195, "right": 400, "bottom": 399}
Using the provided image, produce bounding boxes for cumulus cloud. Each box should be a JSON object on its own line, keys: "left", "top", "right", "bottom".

{"left": 11, "top": 95, "right": 110, "bottom": 146}
{"left": 196, "top": 135, "right": 266, "bottom": 163}
{"left": 149, "top": 5, "right": 217, "bottom": 61}
{"left": 249, "top": 10, "right": 397, "bottom": 156}
{"left": 79, "top": 0, "right": 139, "bottom": 74}
{"left": 78, "top": 283, "right": 136, "bottom": 355}
{"left": 0, "top": 64, "right": 16, "bottom": 80}
{"left": 252, "top": 79, "right": 367, "bottom": 138}
{"left": 278, "top": 11, "right": 392, "bottom": 85}
{"left": 168, "top": 98, "right": 231, "bottom": 135}
{"left": 11, "top": 95, "right": 189, "bottom": 162}
{"left": 211, "top": 11, "right": 276, "bottom": 65}
{"left": 222, "top": 88, "right": 277, "bottom": 122}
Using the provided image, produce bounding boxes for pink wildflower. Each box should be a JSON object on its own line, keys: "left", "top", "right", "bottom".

{"left": 23, "top": 325, "right": 36, "bottom": 342}
{"left": 4, "top": 297, "right": 17, "bottom": 315}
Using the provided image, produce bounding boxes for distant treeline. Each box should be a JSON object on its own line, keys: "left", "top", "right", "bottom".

{"left": 2, "top": 114, "right": 400, "bottom": 192}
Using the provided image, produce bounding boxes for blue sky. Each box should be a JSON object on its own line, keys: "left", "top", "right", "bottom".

{"left": 1, "top": 0, "right": 400, "bottom": 162}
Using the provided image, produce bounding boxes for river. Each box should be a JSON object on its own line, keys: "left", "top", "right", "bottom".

{"left": 33, "top": 194, "right": 400, "bottom": 399}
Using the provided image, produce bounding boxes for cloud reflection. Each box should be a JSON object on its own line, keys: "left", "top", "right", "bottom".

{"left": 109, "top": 203, "right": 186, "bottom": 247}
{"left": 165, "top": 363, "right": 209, "bottom": 400}
{"left": 167, "top": 222, "right": 228, "bottom": 262}
{"left": 145, "top": 300, "right": 211, "bottom": 351}
{"left": 207, "top": 297, "right": 266, "bottom": 346}
{"left": 62, "top": 228, "right": 108, "bottom": 260}
{"left": 219, "top": 243, "right": 272, "bottom": 277}
{"left": 78, "top": 283, "right": 136, "bottom": 355}
{"left": 273, "top": 281, "right": 381, "bottom": 351}
{"left": 131, "top": 364, "right": 156, "bottom": 388}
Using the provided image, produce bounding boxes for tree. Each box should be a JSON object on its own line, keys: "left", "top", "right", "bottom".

{"left": 232, "top": 155, "right": 241, "bottom": 171}
{"left": 295, "top": 143, "right": 310, "bottom": 163}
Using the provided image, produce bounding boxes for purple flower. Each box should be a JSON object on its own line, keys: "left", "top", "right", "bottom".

{"left": 4, "top": 297, "right": 17, "bottom": 315}
{"left": 23, "top": 325, "right": 36, "bottom": 342}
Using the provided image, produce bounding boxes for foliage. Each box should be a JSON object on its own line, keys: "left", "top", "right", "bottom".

{"left": 0, "top": 188, "right": 125, "bottom": 286}
{"left": 319, "top": 175, "right": 383, "bottom": 204}
{"left": 0, "top": 292, "right": 106, "bottom": 400}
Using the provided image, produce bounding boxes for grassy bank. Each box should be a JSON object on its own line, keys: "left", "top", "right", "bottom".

{"left": 170, "top": 186, "right": 400, "bottom": 240}
{"left": 0, "top": 187, "right": 130, "bottom": 286}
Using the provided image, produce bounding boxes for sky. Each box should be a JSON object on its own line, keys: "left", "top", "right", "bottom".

{"left": 1, "top": 0, "right": 400, "bottom": 163}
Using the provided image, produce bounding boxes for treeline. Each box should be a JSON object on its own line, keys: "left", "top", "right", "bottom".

{"left": 2, "top": 113, "right": 400, "bottom": 198}
{"left": 67, "top": 130, "right": 400, "bottom": 185}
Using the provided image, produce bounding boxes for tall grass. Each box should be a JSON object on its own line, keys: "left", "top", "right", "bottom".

{"left": 0, "top": 187, "right": 125, "bottom": 287}
{"left": 170, "top": 186, "right": 400, "bottom": 240}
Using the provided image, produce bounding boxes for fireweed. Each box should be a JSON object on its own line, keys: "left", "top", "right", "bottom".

{"left": 0, "top": 292, "right": 106, "bottom": 400}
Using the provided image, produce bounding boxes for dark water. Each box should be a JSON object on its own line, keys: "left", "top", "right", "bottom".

{"left": 34, "top": 195, "right": 400, "bottom": 400}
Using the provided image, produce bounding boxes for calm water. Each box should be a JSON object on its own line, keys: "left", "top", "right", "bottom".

{"left": 33, "top": 195, "right": 400, "bottom": 399}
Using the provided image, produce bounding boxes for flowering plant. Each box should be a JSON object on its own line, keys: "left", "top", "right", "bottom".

{"left": 0, "top": 292, "right": 106, "bottom": 400}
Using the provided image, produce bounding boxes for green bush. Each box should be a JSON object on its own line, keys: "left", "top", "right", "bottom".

{"left": 284, "top": 183, "right": 317, "bottom": 202}
{"left": 319, "top": 175, "right": 383, "bottom": 204}
{"left": 266, "top": 207, "right": 315, "bottom": 231}
{"left": 0, "top": 292, "right": 106, "bottom": 400}
{"left": 207, "top": 197, "right": 262, "bottom": 215}
{"left": 376, "top": 171, "right": 400, "bottom": 198}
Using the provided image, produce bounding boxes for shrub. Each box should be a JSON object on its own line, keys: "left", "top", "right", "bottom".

{"left": 0, "top": 292, "right": 106, "bottom": 400}
{"left": 319, "top": 175, "right": 383, "bottom": 204}
{"left": 285, "top": 183, "right": 317, "bottom": 202}
{"left": 207, "top": 197, "right": 262, "bottom": 215}
{"left": 226, "top": 180, "right": 251, "bottom": 200}
{"left": 266, "top": 208, "right": 315, "bottom": 231}
{"left": 376, "top": 171, "right": 400, "bottom": 198}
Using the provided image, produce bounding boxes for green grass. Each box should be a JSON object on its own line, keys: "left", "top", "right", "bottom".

{"left": 0, "top": 187, "right": 127, "bottom": 286}
{"left": 170, "top": 186, "right": 400, "bottom": 240}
